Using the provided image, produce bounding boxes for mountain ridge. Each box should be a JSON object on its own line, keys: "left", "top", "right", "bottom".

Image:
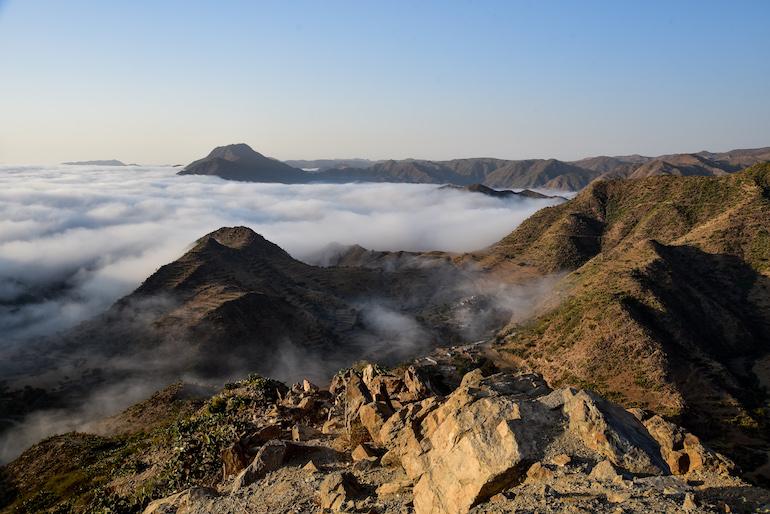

{"left": 178, "top": 143, "right": 770, "bottom": 191}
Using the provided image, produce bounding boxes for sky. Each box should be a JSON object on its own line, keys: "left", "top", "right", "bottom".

{"left": 0, "top": 0, "right": 769, "bottom": 164}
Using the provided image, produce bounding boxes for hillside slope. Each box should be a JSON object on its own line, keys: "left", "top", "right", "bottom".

{"left": 480, "top": 163, "right": 770, "bottom": 479}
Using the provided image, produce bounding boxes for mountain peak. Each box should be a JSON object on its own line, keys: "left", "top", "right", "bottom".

{"left": 206, "top": 143, "right": 264, "bottom": 162}
{"left": 197, "top": 226, "right": 264, "bottom": 250}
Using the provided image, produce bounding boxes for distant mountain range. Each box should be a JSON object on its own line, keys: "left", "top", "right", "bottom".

{"left": 178, "top": 143, "right": 770, "bottom": 190}
{"left": 62, "top": 159, "right": 130, "bottom": 166}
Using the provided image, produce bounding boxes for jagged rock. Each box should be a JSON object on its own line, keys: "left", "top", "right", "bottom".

{"left": 322, "top": 418, "right": 343, "bottom": 435}
{"left": 351, "top": 443, "right": 377, "bottom": 462}
{"left": 345, "top": 372, "right": 372, "bottom": 433}
{"left": 683, "top": 492, "right": 697, "bottom": 511}
{"left": 143, "top": 487, "right": 218, "bottom": 514}
{"left": 525, "top": 462, "right": 554, "bottom": 482}
{"left": 408, "top": 371, "right": 560, "bottom": 514}
{"left": 221, "top": 442, "right": 249, "bottom": 479}
{"left": 403, "top": 365, "right": 438, "bottom": 400}
{"left": 302, "top": 460, "right": 320, "bottom": 473}
{"left": 292, "top": 423, "right": 319, "bottom": 442}
{"left": 590, "top": 460, "right": 620, "bottom": 481}
{"left": 378, "top": 397, "right": 442, "bottom": 476}
{"left": 643, "top": 414, "right": 734, "bottom": 476}
{"left": 303, "top": 379, "right": 318, "bottom": 393}
{"left": 551, "top": 454, "right": 571, "bottom": 467}
{"left": 358, "top": 401, "right": 394, "bottom": 443}
{"left": 319, "top": 471, "right": 362, "bottom": 512}
{"left": 297, "top": 396, "right": 315, "bottom": 412}
{"left": 559, "top": 388, "right": 669, "bottom": 475}
{"left": 247, "top": 424, "right": 282, "bottom": 444}
{"left": 376, "top": 479, "right": 412, "bottom": 497}
{"left": 231, "top": 440, "right": 288, "bottom": 491}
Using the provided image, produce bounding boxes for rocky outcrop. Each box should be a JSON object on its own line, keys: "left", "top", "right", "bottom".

{"left": 142, "top": 360, "right": 756, "bottom": 514}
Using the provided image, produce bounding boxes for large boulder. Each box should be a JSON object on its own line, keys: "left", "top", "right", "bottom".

{"left": 318, "top": 471, "right": 364, "bottom": 512}
{"left": 230, "top": 440, "right": 288, "bottom": 491}
{"left": 642, "top": 414, "right": 735, "bottom": 476}
{"left": 407, "top": 372, "right": 561, "bottom": 514}
{"left": 558, "top": 388, "right": 670, "bottom": 475}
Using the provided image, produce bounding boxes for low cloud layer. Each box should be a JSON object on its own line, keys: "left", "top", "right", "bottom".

{"left": 0, "top": 164, "right": 563, "bottom": 343}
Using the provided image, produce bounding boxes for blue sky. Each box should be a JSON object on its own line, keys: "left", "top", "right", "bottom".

{"left": 1, "top": 0, "right": 768, "bottom": 163}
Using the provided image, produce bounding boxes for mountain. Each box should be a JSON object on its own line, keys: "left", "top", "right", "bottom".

{"left": 181, "top": 143, "right": 770, "bottom": 190}
{"left": 62, "top": 159, "right": 127, "bottom": 166}
{"left": 439, "top": 183, "right": 558, "bottom": 199}
{"left": 474, "top": 163, "right": 770, "bottom": 479}
{"left": 283, "top": 158, "right": 376, "bottom": 170}
{"left": 0, "top": 226, "right": 522, "bottom": 453}
{"left": 178, "top": 144, "right": 308, "bottom": 183}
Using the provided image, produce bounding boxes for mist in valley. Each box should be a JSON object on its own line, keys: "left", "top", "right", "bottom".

{"left": 0, "top": 164, "right": 565, "bottom": 461}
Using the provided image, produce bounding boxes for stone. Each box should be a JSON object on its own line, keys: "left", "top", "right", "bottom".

{"left": 409, "top": 371, "right": 560, "bottom": 514}
{"left": 683, "top": 492, "right": 697, "bottom": 511}
{"left": 303, "top": 379, "right": 318, "bottom": 393}
{"left": 302, "top": 460, "right": 320, "bottom": 473}
{"left": 292, "top": 423, "right": 319, "bottom": 442}
{"left": 220, "top": 442, "right": 249, "bottom": 479}
{"left": 352, "top": 444, "right": 377, "bottom": 462}
{"left": 322, "top": 418, "right": 343, "bottom": 435}
{"left": 551, "top": 454, "right": 571, "bottom": 467}
{"left": 377, "top": 479, "right": 412, "bottom": 497}
{"left": 560, "top": 388, "right": 669, "bottom": 475}
{"left": 143, "top": 487, "right": 217, "bottom": 514}
{"left": 297, "top": 397, "right": 315, "bottom": 412}
{"left": 403, "top": 365, "right": 438, "bottom": 399}
{"left": 643, "top": 414, "right": 734, "bottom": 476}
{"left": 606, "top": 490, "right": 631, "bottom": 503}
{"left": 358, "top": 401, "right": 394, "bottom": 444}
{"left": 247, "top": 424, "right": 282, "bottom": 444}
{"left": 231, "top": 440, "right": 288, "bottom": 491}
{"left": 526, "top": 462, "right": 554, "bottom": 482}
{"left": 319, "top": 471, "right": 362, "bottom": 512}
{"left": 590, "top": 460, "right": 620, "bottom": 481}
{"left": 345, "top": 372, "right": 373, "bottom": 433}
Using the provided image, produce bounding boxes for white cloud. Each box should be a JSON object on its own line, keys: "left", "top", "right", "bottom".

{"left": 0, "top": 164, "right": 563, "bottom": 341}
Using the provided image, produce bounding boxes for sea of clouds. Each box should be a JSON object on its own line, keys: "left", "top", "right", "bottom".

{"left": 0, "top": 164, "right": 565, "bottom": 344}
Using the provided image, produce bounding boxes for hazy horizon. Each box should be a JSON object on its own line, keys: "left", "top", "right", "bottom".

{"left": 1, "top": 0, "right": 769, "bottom": 164}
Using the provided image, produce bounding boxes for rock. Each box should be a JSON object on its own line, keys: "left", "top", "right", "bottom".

{"left": 683, "top": 492, "right": 697, "bottom": 511}
{"left": 560, "top": 388, "right": 669, "bottom": 475}
{"left": 351, "top": 443, "right": 377, "bottom": 462}
{"left": 409, "top": 371, "right": 560, "bottom": 514}
{"left": 143, "top": 487, "right": 217, "bottom": 514}
{"left": 606, "top": 490, "right": 631, "bottom": 503}
{"left": 231, "top": 440, "right": 288, "bottom": 491}
{"left": 292, "top": 423, "right": 319, "bottom": 442}
{"left": 526, "top": 462, "right": 554, "bottom": 482}
{"left": 319, "top": 471, "right": 362, "bottom": 512}
{"left": 297, "top": 397, "right": 315, "bottom": 412}
{"left": 377, "top": 479, "right": 412, "bottom": 497}
{"left": 590, "top": 460, "right": 620, "bottom": 481}
{"left": 345, "top": 373, "right": 373, "bottom": 433}
{"left": 302, "top": 460, "right": 320, "bottom": 473}
{"left": 351, "top": 458, "right": 376, "bottom": 472}
{"left": 303, "top": 379, "right": 318, "bottom": 393}
{"left": 403, "top": 365, "right": 439, "bottom": 400}
{"left": 643, "top": 414, "right": 734, "bottom": 476}
{"left": 247, "top": 424, "right": 282, "bottom": 444}
{"left": 551, "top": 454, "right": 571, "bottom": 467}
{"left": 329, "top": 371, "right": 349, "bottom": 396}
{"left": 358, "top": 401, "right": 394, "bottom": 444}
{"left": 322, "top": 418, "right": 343, "bottom": 435}
{"left": 220, "top": 442, "right": 249, "bottom": 479}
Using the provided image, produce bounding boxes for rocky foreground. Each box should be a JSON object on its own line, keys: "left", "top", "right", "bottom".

{"left": 139, "top": 355, "right": 769, "bottom": 514}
